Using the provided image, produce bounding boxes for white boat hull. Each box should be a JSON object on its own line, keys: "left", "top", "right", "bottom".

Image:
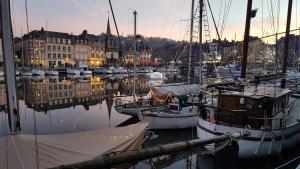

{"left": 45, "top": 70, "right": 59, "bottom": 76}
{"left": 144, "top": 114, "right": 198, "bottom": 129}
{"left": 143, "top": 107, "right": 199, "bottom": 129}
{"left": 115, "top": 106, "right": 153, "bottom": 116}
{"left": 20, "top": 71, "right": 32, "bottom": 76}
{"left": 67, "top": 69, "right": 80, "bottom": 75}
{"left": 197, "top": 117, "right": 300, "bottom": 158}
{"left": 32, "top": 69, "right": 45, "bottom": 76}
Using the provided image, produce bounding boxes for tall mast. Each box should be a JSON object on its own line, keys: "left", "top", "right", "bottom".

{"left": 281, "top": 0, "right": 293, "bottom": 88}
{"left": 21, "top": 28, "right": 24, "bottom": 68}
{"left": 0, "top": 0, "right": 20, "bottom": 133}
{"left": 108, "top": 0, "right": 122, "bottom": 67}
{"left": 133, "top": 11, "right": 137, "bottom": 99}
{"left": 240, "top": 0, "right": 253, "bottom": 79}
{"left": 199, "top": 0, "right": 203, "bottom": 84}
{"left": 188, "top": 0, "right": 195, "bottom": 83}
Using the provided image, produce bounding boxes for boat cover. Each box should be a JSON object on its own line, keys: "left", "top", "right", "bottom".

{"left": 149, "top": 84, "right": 204, "bottom": 98}
{"left": 0, "top": 122, "right": 148, "bottom": 169}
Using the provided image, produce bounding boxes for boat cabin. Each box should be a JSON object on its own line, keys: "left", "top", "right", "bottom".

{"left": 216, "top": 86, "right": 293, "bottom": 129}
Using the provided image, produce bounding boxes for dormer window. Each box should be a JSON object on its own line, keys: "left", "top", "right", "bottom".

{"left": 62, "top": 39, "right": 66, "bottom": 44}
{"left": 52, "top": 38, "right": 56, "bottom": 43}
{"left": 57, "top": 38, "right": 61, "bottom": 43}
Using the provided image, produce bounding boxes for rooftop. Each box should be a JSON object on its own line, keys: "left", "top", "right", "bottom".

{"left": 222, "top": 86, "right": 292, "bottom": 99}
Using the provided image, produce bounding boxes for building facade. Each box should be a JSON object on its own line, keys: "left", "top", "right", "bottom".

{"left": 45, "top": 32, "right": 74, "bottom": 68}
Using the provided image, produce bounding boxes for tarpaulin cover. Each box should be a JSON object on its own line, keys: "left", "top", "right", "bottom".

{"left": 0, "top": 122, "right": 148, "bottom": 169}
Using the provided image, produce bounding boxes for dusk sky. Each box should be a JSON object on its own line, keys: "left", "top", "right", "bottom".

{"left": 11, "top": 0, "right": 300, "bottom": 42}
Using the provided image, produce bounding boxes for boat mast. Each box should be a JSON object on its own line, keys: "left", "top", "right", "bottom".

{"left": 199, "top": 0, "right": 203, "bottom": 84}
{"left": 240, "top": 0, "right": 253, "bottom": 79}
{"left": 0, "top": 0, "right": 20, "bottom": 133}
{"left": 133, "top": 10, "right": 137, "bottom": 100}
{"left": 187, "top": 0, "right": 195, "bottom": 84}
{"left": 108, "top": 0, "right": 122, "bottom": 67}
{"left": 281, "top": 0, "right": 293, "bottom": 88}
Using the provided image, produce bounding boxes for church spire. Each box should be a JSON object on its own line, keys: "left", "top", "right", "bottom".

{"left": 106, "top": 17, "right": 111, "bottom": 35}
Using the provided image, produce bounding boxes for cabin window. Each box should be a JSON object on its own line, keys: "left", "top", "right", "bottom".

{"left": 169, "top": 105, "right": 179, "bottom": 111}
{"left": 240, "top": 98, "right": 245, "bottom": 104}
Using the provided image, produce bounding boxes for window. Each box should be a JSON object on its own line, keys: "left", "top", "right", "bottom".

{"left": 47, "top": 38, "right": 51, "bottom": 43}
{"left": 47, "top": 45, "right": 51, "bottom": 51}
{"left": 57, "top": 38, "right": 61, "bottom": 43}
{"left": 58, "top": 54, "right": 61, "bottom": 59}
{"left": 49, "top": 86, "right": 52, "bottom": 90}
{"left": 53, "top": 53, "right": 56, "bottom": 59}
{"left": 53, "top": 46, "right": 56, "bottom": 52}
{"left": 59, "top": 85, "right": 62, "bottom": 89}
{"left": 63, "top": 46, "right": 66, "bottom": 52}
{"left": 48, "top": 53, "right": 51, "bottom": 59}
{"left": 58, "top": 46, "right": 61, "bottom": 51}
{"left": 63, "top": 54, "right": 66, "bottom": 59}
{"left": 68, "top": 54, "right": 71, "bottom": 58}
{"left": 52, "top": 38, "right": 56, "bottom": 43}
{"left": 68, "top": 47, "right": 71, "bottom": 52}
{"left": 67, "top": 39, "right": 71, "bottom": 44}
{"left": 64, "top": 85, "right": 67, "bottom": 89}
{"left": 62, "top": 39, "right": 66, "bottom": 44}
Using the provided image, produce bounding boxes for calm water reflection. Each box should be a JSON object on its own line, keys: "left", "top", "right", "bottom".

{"left": 0, "top": 74, "right": 184, "bottom": 137}
{"left": 1, "top": 74, "right": 299, "bottom": 169}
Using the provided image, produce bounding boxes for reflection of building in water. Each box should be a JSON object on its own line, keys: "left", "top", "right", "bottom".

{"left": 22, "top": 77, "right": 109, "bottom": 112}
{"left": 0, "top": 83, "right": 7, "bottom": 111}
{"left": 119, "top": 76, "right": 150, "bottom": 96}
{"left": 24, "top": 79, "right": 48, "bottom": 108}
{"left": 48, "top": 78, "right": 75, "bottom": 108}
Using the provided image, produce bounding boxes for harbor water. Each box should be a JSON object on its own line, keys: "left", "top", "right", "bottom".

{"left": 0, "top": 74, "right": 300, "bottom": 169}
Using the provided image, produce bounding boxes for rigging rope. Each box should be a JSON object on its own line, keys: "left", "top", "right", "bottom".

{"left": 33, "top": 110, "right": 40, "bottom": 169}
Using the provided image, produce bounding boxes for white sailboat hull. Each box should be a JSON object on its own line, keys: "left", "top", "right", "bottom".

{"left": 143, "top": 107, "right": 198, "bottom": 129}
{"left": 144, "top": 114, "right": 198, "bottom": 129}
{"left": 67, "top": 69, "right": 80, "bottom": 75}
{"left": 80, "top": 70, "right": 93, "bottom": 75}
{"left": 197, "top": 117, "right": 300, "bottom": 158}
{"left": 32, "top": 69, "right": 45, "bottom": 76}
{"left": 45, "top": 70, "right": 59, "bottom": 76}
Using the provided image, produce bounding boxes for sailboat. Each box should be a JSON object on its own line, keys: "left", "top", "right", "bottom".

{"left": 197, "top": 0, "right": 300, "bottom": 158}
{"left": 116, "top": 6, "right": 200, "bottom": 130}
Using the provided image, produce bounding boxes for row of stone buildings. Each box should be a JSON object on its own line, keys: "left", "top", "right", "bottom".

{"left": 13, "top": 19, "right": 152, "bottom": 69}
